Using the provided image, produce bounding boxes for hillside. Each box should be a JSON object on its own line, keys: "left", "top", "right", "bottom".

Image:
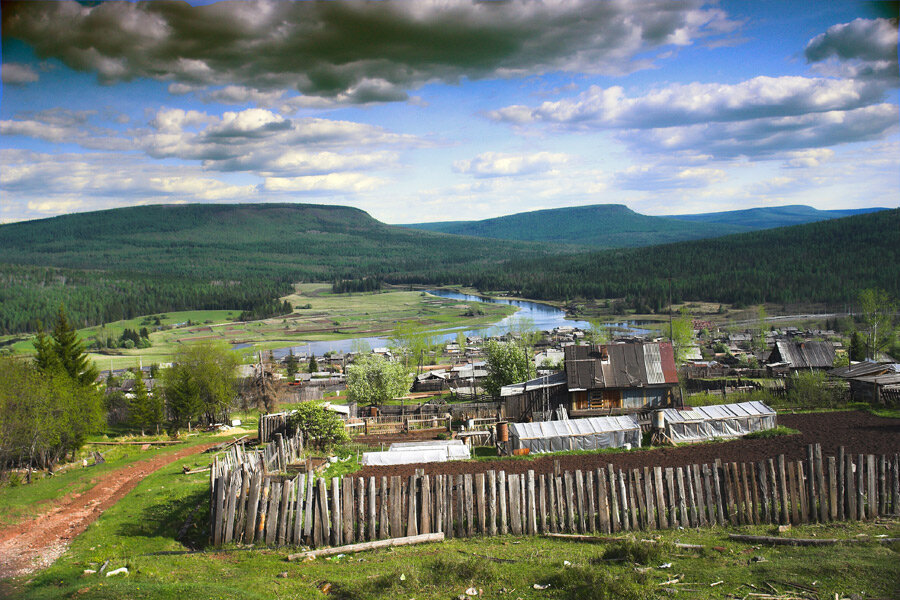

{"left": 402, "top": 204, "right": 890, "bottom": 247}
{"left": 0, "top": 203, "right": 564, "bottom": 334}
{"left": 390, "top": 209, "right": 900, "bottom": 310}
{"left": 665, "top": 205, "right": 889, "bottom": 229}
{"left": 402, "top": 204, "right": 747, "bottom": 247}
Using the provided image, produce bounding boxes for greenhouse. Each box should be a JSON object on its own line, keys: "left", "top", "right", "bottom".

{"left": 508, "top": 415, "right": 641, "bottom": 454}
{"left": 658, "top": 401, "right": 776, "bottom": 443}
{"left": 360, "top": 439, "right": 471, "bottom": 466}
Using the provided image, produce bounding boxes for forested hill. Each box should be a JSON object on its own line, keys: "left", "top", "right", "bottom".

{"left": 403, "top": 204, "right": 747, "bottom": 247}
{"left": 665, "top": 205, "right": 888, "bottom": 229}
{"left": 0, "top": 203, "right": 564, "bottom": 334}
{"left": 401, "top": 203, "right": 889, "bottom": 248}
{"left": 390, "top": 209, "right": 900, "bottom": 311}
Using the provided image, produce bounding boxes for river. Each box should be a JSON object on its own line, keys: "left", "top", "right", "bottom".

{"left": 268, "top": 290, "right": 651, "bottom": 359}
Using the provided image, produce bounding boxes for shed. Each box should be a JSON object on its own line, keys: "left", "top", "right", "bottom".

{"left": 658, "top": 401, "right": 776, "bottom": 443}
{"left": 508, "top": 415, "right": 641, "bottom": 454}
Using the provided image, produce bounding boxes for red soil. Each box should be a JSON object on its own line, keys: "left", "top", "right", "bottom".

{"left": 0, "top": 442, "right": 216, "bottom": 580}
{"left": 354, "top": 411, "right": 900, "bottom": 480}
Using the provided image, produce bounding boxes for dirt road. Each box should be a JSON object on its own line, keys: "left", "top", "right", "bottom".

{"left": 0, "top": 442, "right": 215, "bottom": 580}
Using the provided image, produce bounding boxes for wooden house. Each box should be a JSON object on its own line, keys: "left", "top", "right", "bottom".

{"left": 564, "top": 341, "right": 679, "bottom": 416}
{"left": 767, "top": 340, "right": 835, "bottom": 371}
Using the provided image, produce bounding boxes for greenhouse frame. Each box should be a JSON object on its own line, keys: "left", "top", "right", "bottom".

{"left": 508, "top": 415, "right": 641, "bottom": 454}
{"left": 658, "top": 401, "right": 776, "bottom": 444}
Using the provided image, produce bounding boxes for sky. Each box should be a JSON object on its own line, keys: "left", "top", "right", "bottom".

{"left": 1, "top": 0, "right": 898, "bottom": 225}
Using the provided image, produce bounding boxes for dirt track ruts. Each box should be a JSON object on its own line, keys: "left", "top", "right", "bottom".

{"left": 0, "top": 442, "right": 215, "bottom": 580}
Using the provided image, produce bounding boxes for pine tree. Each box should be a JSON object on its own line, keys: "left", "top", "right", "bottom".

{"left": 285, "top": 349, "right": 298, "bottom": 379}
{"left": 130, "top": 370, "right": 150, "bottom": 435}
{"left": 308, "top": 353, "right": 319, "bottom": 373}
{"left": 48, "top": 305, "right": 98, "bottom": 386}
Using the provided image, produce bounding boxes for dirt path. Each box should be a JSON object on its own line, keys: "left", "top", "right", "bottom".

{"left": 0, "top": 442, "right": 215, "bottom": 580}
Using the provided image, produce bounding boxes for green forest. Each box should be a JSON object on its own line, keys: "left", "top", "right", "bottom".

{"left": 1, "top": 203, "right": 897, "bottom": 334}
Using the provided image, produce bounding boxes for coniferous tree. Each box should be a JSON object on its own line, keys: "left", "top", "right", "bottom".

{"left": 285, "top": 349, "right": 298, "bottom": 379}
{"left": 308, "top": 353, "right": 319, "bottom": 373}
{"left": 130, "top": 370, "right": 150, "bottom": 435}
{"left": 48, "top": 306, "right": 99, "bottom": 386}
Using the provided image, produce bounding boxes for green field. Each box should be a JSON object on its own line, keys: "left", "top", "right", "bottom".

{"left": 2, "top": 287, "right": 516, "bottom": 370}
{"left": 2, "top": 446, "right": 897, "bottom": 600}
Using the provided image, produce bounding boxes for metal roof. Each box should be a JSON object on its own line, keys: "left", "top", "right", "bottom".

{"left": 500, "top": 371, "right": 567, "bottom": 397}
{"left": 509, "top": 415, "right": 640, "bottom": 441}
{"left": 564, "top": 341, "right": 678, "bottom": 391}
{"left": 830, "top": 362, "right": 900, "bottom": 379}
{"left": 661, "top": 401, "right": 775, "bottom": 424}
{"left": 769, "top": 340, "right": 835, "bottom": 369}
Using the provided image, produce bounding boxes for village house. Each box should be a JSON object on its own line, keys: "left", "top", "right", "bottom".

{"left": 564, "top": 341, "right": 679, "bottom": 416}
{"left": 766, "top": 339, "right": 835, "bottom": 371}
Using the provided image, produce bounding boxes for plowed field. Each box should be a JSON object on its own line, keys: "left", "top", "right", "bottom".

{"left": 354, "top": 410, "right": 900, "bottom": 479}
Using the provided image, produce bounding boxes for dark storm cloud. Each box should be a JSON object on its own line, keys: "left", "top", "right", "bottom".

{"left": 1, "top": 0, "right": 736, "bottom": 102}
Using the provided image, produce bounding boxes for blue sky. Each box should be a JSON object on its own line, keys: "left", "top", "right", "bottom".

{"left": 1, "top": 0, "right": 897, "bottom": 224}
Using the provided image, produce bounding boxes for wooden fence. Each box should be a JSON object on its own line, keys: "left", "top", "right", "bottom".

{"left": 345, "top": 415, "right": 452, "bottom": 436}
{"left": 210, "top": 444, "right": 900, "bottom": 548}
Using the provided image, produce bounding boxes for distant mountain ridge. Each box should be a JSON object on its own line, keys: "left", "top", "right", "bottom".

{"left": 665, "top": 205, "right": 889, "bottom": 229}
{"left": 402, "top": 204, "right": 890, "bottom": 247}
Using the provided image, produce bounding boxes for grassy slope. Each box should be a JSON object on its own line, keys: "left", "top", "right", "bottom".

{"left": 402, "top": 203, "right": 749, "bottom": 247}
{"left": 3, "top": 454, "right": 897, "bottom": 599}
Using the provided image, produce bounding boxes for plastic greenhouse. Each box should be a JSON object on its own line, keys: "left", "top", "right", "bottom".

{"left": 508, "top": 416, "right": 641, "bottom": 454}
{"left": 658, "top": 401, "right": 776, "bottom": 443}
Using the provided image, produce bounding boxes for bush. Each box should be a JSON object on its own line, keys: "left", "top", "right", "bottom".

{"left": 287, "top": 402, "right": 349, "bottom": 451}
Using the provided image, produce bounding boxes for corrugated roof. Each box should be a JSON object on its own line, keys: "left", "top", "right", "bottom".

{"left": 830, "top": 362, "right": 900, "bottom": 379}
{"left": 564, "top": 342, "right": 678, "bottom": 391}
{"left": 509, "top": 415, "right": 640, "bottom": 441}
{"left": 500, "top": 371, "right": 567, "bottom": 397}
{"left": 661, "top": 401, "right": 775, "bottom": 424}
{"left": 770, "top": 340, "right": 835, "bottom": 369}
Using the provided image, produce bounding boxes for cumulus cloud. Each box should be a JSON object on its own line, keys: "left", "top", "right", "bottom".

{"left": 141, "top": 107, "right": 414, "bottom": 175}
{"left": 0, "top": 149, "right": 258, "bottom": 216}
{"left": 1, "top": 62, "right": 39, "bottom": 85}
{"left": 2, "top": 0, "right": 737, "bottom": 102}
{"left": 619, "top": 104, "right": 899, "bottom": 158}
{"left": 489, "top": 76, "right": 889, "bottom": 128}
{"left": 805, "top": 18, "right": 898, "bottom": 63}
{"left": 782, "top": 149, "right": 835, "bottom": 169}
{"left": 805, "top": 18, "right": 899, "bottom": 84}
{"left": 614, "top": 165, "right": 726, "bottom": 191}
{"left": 453, "top": 151, "right": 571, "bottom": 177}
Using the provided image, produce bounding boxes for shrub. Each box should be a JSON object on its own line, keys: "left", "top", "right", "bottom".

{"left": 287, "top": 402, "right": 349, "bottom": 451}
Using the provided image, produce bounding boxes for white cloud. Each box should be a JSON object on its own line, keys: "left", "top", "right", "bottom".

{"left": 262, "top": 174, "right": 386, "bottom": 193}
{"left": 1, "top": 149, "right": 260, "bottom": 220}
{"left": 1, "top": 62, "right": 39, "bottom": 85}
{"left": 3, "top": 0, "right": 738, "bottom": 102}
{"left": 614, "top": 165, "right": 726, "bottom": 191}
{"left": 490, "top": 76, "right": 889, "bottom": 128}
{"left": 453, "top": 152, "right": 571, "bottom": 177}
{"left": 620, "top": 104, "right": 899, "bottom": 158}
{"left": 782, "top": 149, "right": 835, "bottom": 169}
